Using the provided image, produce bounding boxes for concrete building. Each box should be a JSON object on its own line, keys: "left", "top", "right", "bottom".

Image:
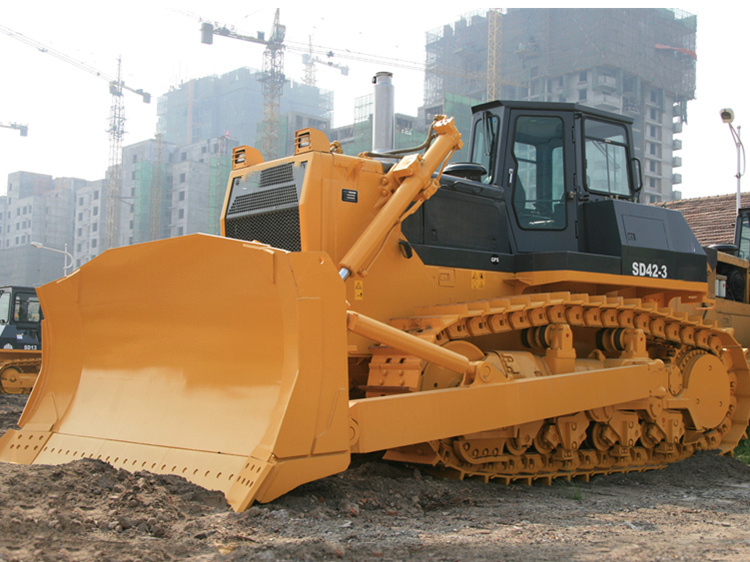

{"left": 73, "top": 179, "right": 106, "bottom": 268}
{"left": 168, "top": 136, "right": 234, "bottom": 238}
{"left": 157, "top": 68, "right": 333, "bottom": 159}
{"left": 119, "top": 138, "right": 175, "bottom": 247}
{"left": 0, "top": 172, "right": 79, "bottom": 286}
{"left": 67, "top": 134, "right": 236, "bottom": 267}
{"left": 3, "top": 67, "right": 334, "bottom": 274}
{"left": 423, "top": 8, "right": 696, "bottom": 202}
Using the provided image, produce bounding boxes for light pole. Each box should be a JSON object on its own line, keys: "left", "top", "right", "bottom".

{"left": 30, "top": 241, "right": 74, "bottom": 276}
{"left": 720, "top": 108, "right": 746, "bottom": 215}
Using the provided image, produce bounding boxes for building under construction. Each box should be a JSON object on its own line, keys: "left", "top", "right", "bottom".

{"left": 157, "top": 68, "right": 332, "bottom": 160}
{"left": 422, "top": 8, "right": 697, "bottom": 202}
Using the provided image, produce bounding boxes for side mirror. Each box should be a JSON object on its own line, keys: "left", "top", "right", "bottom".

{"left": 443, "top": 162, "right": 487, "bottom": 182}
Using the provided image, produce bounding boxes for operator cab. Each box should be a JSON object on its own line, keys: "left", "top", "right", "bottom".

{"left": 403, "top": 100, "right": 705, "bottom": 283}
{"left": 467, "top": 100, "right": 640, "bottom": 201}
{"left": 462, "top": 100, "right": 640, "bottom": 253}
{"left": 0, "top": 287, "right": 42, "bottom": 351}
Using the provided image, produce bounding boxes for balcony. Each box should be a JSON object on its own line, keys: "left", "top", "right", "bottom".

{"left": 595, "top": 75, "right": 618, "bottom": 91}
{"left": 589, "top": 91, "right": 621, "bottom": 112}
{"left": 672, "top": 156, "right": 682, "bottom": 168}
{"left": 673, "top": 121, "right": 683, "bottom": 133}
{"left": 673, "top": 139, "right": 682, "bottom": 151}
{"left": 672, "top": 173, "right": 682, "bottom": 185}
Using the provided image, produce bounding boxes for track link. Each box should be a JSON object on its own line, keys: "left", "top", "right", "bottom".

{"left": 370, "top": 292, "right": 750, "bottom": 483}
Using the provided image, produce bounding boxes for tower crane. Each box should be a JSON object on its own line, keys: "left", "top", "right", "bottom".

{"left": 486, "top": 9, "right": 501, "bottom": 101}
{"left": 302, "top": 35, "right": 349, "bottom": 87}
{"left": 197, "top": 9, "right": 521, "bottom": 156}
{"left": 0, "top": 122, "right": 28, "bottom": 136}
{"left": 201, "top": 9, "right": 286, "bottom": 159}
{"left": 0, "top": 24, "right": 151, "bottom": 251}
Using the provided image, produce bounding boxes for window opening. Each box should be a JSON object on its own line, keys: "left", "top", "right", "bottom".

{"left": 584, "top": 119, "right": 631, "bottom": 197}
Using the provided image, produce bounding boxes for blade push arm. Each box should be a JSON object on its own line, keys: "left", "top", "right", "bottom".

{"left": 337, "top": 117, "right": 463, "bottom": 280}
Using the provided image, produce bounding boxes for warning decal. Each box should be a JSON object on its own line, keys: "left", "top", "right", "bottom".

{"left": 471, "top": 271, "right": 485, "bottom": 290}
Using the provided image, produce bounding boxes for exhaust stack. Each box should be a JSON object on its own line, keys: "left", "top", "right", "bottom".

{"left": 372, "top": 71, "right": 394, "bottom": 153}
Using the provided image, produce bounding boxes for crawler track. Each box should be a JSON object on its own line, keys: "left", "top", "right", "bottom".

{"left": 0, "top": 357, "right": 41, "bottom": 394}
{"left": 370, "top": 292, "right": 750, "bottom": 483}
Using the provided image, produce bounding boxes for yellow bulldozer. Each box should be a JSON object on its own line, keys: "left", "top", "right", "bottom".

{"left": 0, "top": 286, "right": 42, "bottom": 394}
{"left": 2, "top": 101, "right": 750, "bottom": 512}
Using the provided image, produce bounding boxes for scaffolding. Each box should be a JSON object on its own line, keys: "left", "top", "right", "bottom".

{"left": 149, "top": 134, "right": 166, "bottom": 241}
{"left": 421, "top": 8, "right": 696, "bottom": 202}
{"left": 156, "top": 69, "right": 333, "bottom": 154}
{"left": 499, "top": 9, "right": 696, "bottom": 103}
{"left": 424, "top": 11, "right": 489, "bottom": 106}
{"left": 424, "top": 9, "right": 696, "bottom": 106}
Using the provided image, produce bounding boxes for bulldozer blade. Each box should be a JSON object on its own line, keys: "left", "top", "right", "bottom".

{"left": 0, "top": 234, "right": 351, "bottom": 512}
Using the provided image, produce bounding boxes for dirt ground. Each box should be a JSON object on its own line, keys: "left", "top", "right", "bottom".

{"left": 2, "top": 394, "right": 750, "bottom": 561}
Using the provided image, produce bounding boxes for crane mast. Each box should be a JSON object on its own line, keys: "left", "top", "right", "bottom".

{"left": 303, "top": 36, "right": 316, "bottom": 86}
{"left": 259, "top": 10, "right": 286, "bottom": 160}
{"left": 104, "top": 57, "right": 126, "bottom": 251}
{"left": 201, "top": 9, "right": 287, "bottom": 159}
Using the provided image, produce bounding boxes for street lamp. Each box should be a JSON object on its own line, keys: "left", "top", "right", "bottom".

{"left": 720, "top": 108, "right": 746, "bottom": 215}
{"left": 30, "top": 241, "right": 74, "bottom": 276}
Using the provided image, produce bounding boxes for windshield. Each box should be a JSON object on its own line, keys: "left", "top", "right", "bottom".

{"left": 584, "top": 119, "right": 632, "bottom": 197}
{"left": 12, "top": 292, "right": 41, "bottom": 323}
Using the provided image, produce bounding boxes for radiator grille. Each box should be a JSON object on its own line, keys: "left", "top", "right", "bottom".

{"left": 227, "top": 185, "right": 298, "bottom": 215}
{"left": 225, "top": 209, "right": 301, "bottom": 252}
{"left": 224, "top": 162, "right": 303, "bottom": 252}
{"left": 260, "top": 163, "right": 294, "bottom": 187}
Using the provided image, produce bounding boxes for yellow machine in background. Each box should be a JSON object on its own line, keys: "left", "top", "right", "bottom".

{"left": 2, "top": 102, "right": 749, "bottom": 512}
{"left": 0, "top": 286, "right": 42, "bottom": 394}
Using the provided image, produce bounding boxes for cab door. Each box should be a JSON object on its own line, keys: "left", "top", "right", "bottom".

{"left": 501, "top": 109, "right": 578, "bottom": 253}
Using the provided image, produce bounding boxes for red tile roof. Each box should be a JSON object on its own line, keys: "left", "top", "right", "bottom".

{"left": 655, "top": 192, "right": 750, "bottom": 247}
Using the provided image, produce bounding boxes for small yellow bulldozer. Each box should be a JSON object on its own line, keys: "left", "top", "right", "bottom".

{"left": 2, "top": 102, "right": 750, "bottom": 512}
{"left": 0, "top": 286, "right": 42, "bottom": 394}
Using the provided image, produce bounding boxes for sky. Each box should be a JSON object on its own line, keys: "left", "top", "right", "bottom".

{"left": 0, "top": 3, "right": 748, "bottom": 201}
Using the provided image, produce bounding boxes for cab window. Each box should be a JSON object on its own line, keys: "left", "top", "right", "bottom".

{"left": 470, "top": 113, "right": 499, "bottom": 184}
{"left": 584, "top": 119, "right": 631, "bottom": 197}
{"left": 511, "top": 115, "right": 566, "bottom": 230}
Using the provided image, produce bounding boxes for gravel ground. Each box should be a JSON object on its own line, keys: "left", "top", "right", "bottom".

{"left": 2, "top": 394, "right": 750, "bottom": 561}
